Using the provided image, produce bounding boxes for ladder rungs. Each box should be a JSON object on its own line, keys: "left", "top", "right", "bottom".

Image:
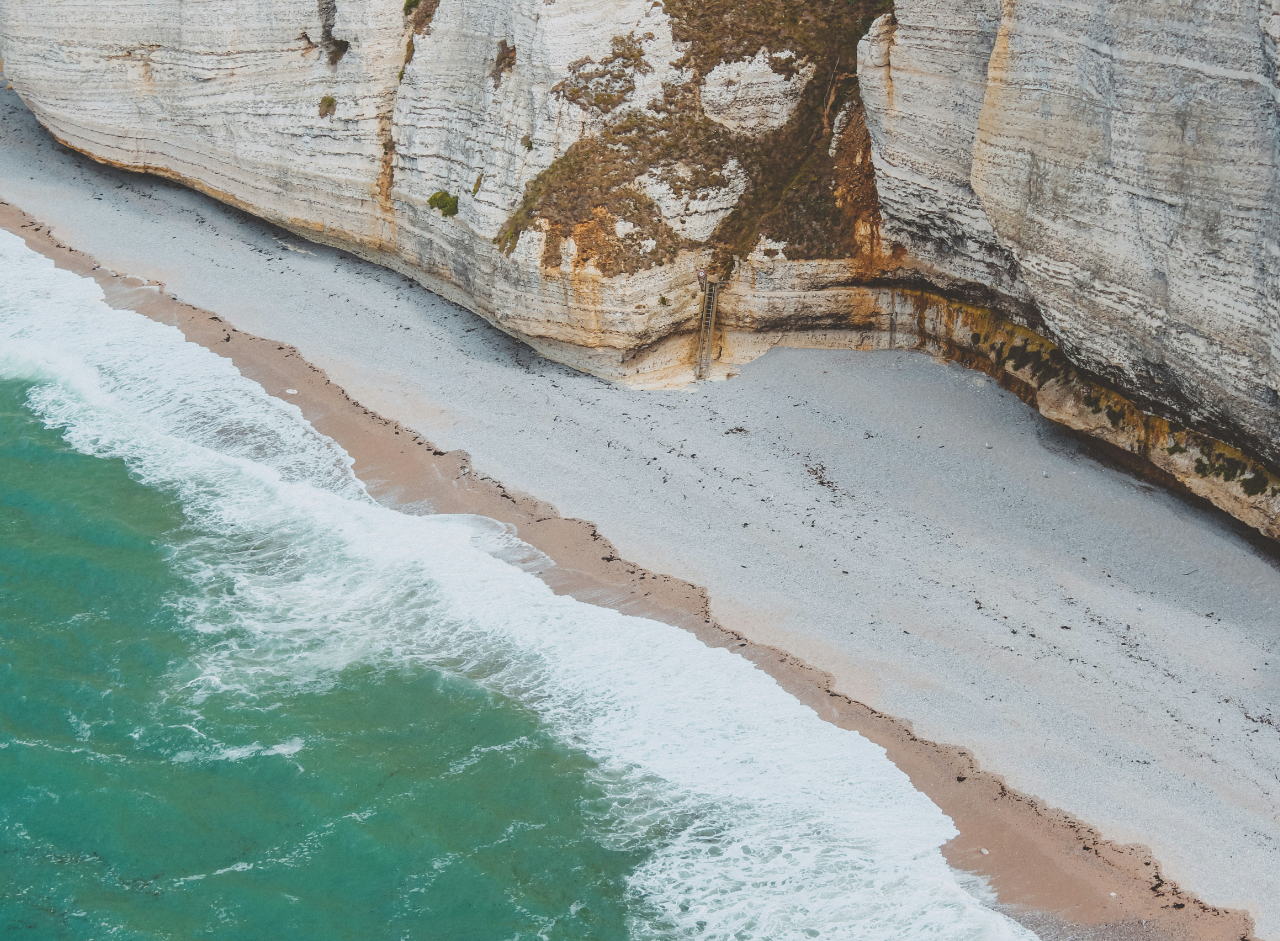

{"left": 694, "top": 280, "right": 722, "bottom": 380}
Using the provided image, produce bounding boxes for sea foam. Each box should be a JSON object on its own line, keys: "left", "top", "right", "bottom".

{"left": 0, "top": 229, "right": 1036, "bottom": 940}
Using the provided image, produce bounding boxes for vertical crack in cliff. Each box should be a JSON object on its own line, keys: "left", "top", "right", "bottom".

{"left": 730, "top": 80, "right": 887, "bottom": 267}
{"left": 376, "top": 119, "right": 396, "bottom": 217}
{"left": 373, "top": 0, "right": 444, "bottom": 225}
{"left": 374, "top": 93, "right": 402, "bottom": 220}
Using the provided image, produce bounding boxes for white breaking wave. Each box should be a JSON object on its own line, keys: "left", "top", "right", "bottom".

{"left": 0, "top": 229, "right": 1036, "bottom": 941}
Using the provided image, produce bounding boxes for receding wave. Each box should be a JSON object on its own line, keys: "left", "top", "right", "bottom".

{"left": 0, "top": 230, "right": 1035, "bottom": 940}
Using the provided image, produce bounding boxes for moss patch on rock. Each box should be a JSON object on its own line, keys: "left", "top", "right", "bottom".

{"left": 428, "top": 190, "right": 459, "bottom": 217}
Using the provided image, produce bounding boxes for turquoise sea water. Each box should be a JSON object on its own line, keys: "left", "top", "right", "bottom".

{"left": 0, "top": 379, "right": 640, "bottom": 939}
{"left": 0, "top": 229, "right": 1036, "bottom": 940}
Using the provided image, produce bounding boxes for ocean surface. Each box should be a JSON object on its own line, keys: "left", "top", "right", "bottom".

{"left": 0, "top": 228, "right": 1036, "bottom": 940}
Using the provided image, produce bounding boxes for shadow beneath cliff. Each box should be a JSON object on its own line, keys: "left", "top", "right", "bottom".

{"left": 1036, "top": 421, "right": 1280, "bottom": 571}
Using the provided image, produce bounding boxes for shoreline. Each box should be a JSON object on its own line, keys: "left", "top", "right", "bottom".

{"left": 2, "top": 199, "right": 1260, "bottom": 941}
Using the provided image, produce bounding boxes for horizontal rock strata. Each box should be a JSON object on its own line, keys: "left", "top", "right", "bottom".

{"left": 1, "top": 0, "right": 1277, "bottom": 538}
{"left": 856, "top": 0, "right": 1280, "bottom": 526}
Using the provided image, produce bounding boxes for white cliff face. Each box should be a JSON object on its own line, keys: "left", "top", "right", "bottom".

{"left": 855, "top": 4, "right": 1026, "bottom": 304}
{"left": 636, "top": 159, "right": 748, "bottom": 241}
{"left": 700, "top": 50, "right": 815, "bottom": 135}
{"left": 859, "top": 0, "right": 1280, "bottom": 470}
{"left": 0, "top": 0, "right": 405, "bottom": 247}
{"left": 971, "top": 0, "right": 1280, "bottom": 466}
{"left": 0, "top": 0, "right": 723, "bottom": 364}
{"left": 392, "top": 0, "right": 685, "bottom": 249}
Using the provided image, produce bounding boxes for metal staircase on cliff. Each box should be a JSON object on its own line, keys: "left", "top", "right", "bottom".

{"left": 694, "top": 270, "right": 726, "bottom": 381}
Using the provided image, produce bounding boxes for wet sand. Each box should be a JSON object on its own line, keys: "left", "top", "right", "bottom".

{"left": 2, "top": 197, "right": 1264, "bottom": 941}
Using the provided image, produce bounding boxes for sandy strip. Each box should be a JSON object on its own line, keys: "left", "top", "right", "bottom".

{"left": 2, "top": 197, "right": 1262, "bottom": 941}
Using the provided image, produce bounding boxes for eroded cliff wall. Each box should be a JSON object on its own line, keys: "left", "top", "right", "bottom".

{"left": 858, "top": 0, "right": 1280, "bottom": 475}
{"left": 1, "top": 0, "right": 1278, "bottom": 536}
{"left": 0, "top": 0, "right": 893, "bottom": 379}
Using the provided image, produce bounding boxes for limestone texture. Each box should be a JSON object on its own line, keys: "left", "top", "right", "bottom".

{"left": 1, "top": 0, "right": 1278, "bottom": 537}
{"left": 858, "top": 0, "right": 1280, "bottom": 519}
{"left": 0, "top": 0, "right": 883, "bottom": 380}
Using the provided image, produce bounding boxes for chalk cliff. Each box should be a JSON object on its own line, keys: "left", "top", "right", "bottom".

{"left": 1, "top": 0, "right": 1278, "bottom": 536}
{"left": 0, "top": 0, "right": 887, "bottom": 379}
{"left": 857, "top": 0, "right": 1280, "bottom": 523}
